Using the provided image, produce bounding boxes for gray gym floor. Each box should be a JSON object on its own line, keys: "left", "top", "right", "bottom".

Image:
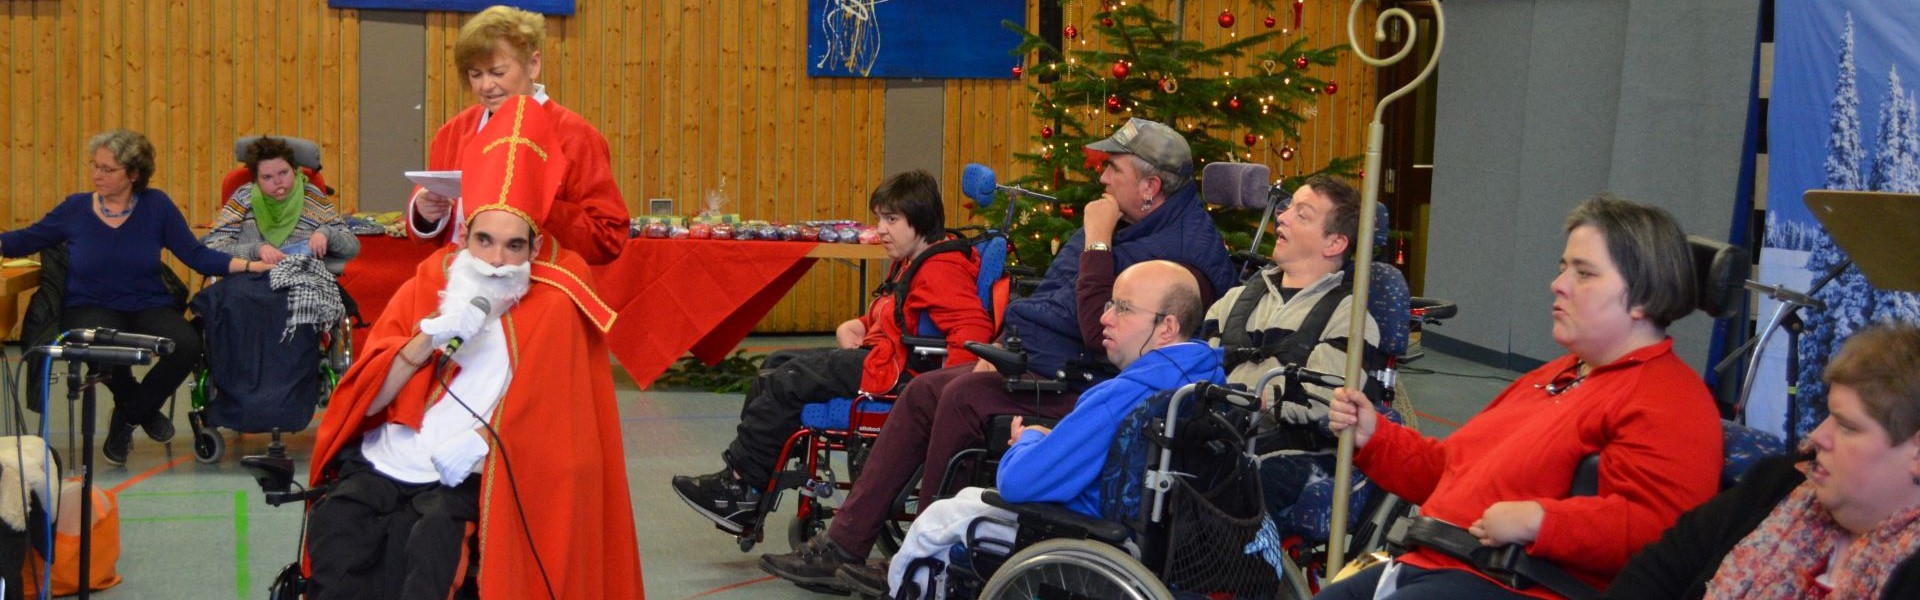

{"left": 13, "top": 337, "right": 1518, "bottom": 599}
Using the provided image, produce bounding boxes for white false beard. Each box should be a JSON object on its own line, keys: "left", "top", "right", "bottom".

{"left": 441, "top": 249, "right": 532, "bottom": 319}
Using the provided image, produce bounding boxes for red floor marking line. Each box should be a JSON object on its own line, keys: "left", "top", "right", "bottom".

{"left": 1415, "top": 410, "right": 1460, "bottom": 429}
{"left": 109, "top": 455, "right": 194, "bottom": 495}
{"left": 681, "top": 575, "right": 777, "bottom": 599}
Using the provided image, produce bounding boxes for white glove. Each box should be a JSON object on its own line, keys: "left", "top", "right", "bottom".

{"left": 430, "top": 429, "right": 490, "bottom": 487}
{"left": 418, "top": 299, "right": 488, "bottom": 347}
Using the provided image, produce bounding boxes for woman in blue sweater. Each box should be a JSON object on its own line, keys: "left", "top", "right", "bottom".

{"left": 0, "top": 129, "right": 267, "bottom": 465}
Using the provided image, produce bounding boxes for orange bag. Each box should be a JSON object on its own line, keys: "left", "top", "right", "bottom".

{"left": 19, "top": 479, "right": 122, "bottom": 597}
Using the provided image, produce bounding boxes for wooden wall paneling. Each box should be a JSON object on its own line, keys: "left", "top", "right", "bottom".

{"left": 336, "top": 8, "right": 359, "bottom": 214}
{"left": 211, "top": 0, "right": 234, "bottom": 207}
{"left": 3, "top": 3, "right": 19, "bottom": 227}
{"left": 716, "top": 2, "right": 740, "bottom": 221}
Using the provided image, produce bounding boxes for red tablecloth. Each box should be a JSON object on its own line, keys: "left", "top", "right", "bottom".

{"left": 339, "top": 235, "right": 828, "bottom": 389}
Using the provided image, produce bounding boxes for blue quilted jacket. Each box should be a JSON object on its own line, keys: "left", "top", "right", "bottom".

{"left": 1000, "top": 184, "right": 1236, "bottom": 378}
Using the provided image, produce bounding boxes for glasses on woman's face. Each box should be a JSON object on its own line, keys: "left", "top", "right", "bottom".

{"left": 90, "top": 163, "right": 125, "bottom": 175}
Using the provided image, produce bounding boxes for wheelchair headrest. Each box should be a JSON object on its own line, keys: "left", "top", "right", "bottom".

{"left": 234, "top": 135, "right": 324, "bottom": 171}
{"left": 1688, "top": 235, "right": 1749, "bottom": 319}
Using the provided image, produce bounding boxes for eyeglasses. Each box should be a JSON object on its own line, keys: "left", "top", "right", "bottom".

{"left": 90, "top": 163, "right": 125, "bottom": 175}
{"left": 1104, "top": 298, "right": 1168, "bottom": 323}
{"left": 1537, "top": 361, "right": 1589, "bottom": 396}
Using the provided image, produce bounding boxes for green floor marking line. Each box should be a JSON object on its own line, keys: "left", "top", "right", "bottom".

{"left": 121, "top": 515, "right": 228, "bottom": 523}
{"left": 119, "top": 490, "right": 234, "bottom": 499}
{"left": 234, "top": 490, "right": 250, "bottom": 599}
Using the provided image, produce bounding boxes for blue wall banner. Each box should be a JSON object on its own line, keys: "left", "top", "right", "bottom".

{"left": 1758, "top": 0, "right": 1920, "bottom": 444}
{"left": 328, "top": 1, "right": 574, "bottom": 15}
{"left": 806, "top": 0, "right": 1024, "bottom": 79}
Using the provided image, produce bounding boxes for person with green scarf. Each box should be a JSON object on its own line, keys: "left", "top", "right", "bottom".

{"left": 204, "top": 136, "right": 360, "bottom": 273}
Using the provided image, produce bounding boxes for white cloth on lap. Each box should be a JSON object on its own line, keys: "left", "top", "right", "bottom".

{"left": 888, "top": 486, "right": 1017, "bottom": 600}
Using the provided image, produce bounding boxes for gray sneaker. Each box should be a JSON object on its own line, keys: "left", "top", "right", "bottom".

{"left": 670, "top": 469, "right": 760, "bottom": 534}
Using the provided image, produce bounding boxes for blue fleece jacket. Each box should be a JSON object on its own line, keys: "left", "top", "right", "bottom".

{"left": 999, "top": 184, "right": 1237, "bottom": 379}
{"left": 996, "top": 340, "right": 1226, "bottom": 516}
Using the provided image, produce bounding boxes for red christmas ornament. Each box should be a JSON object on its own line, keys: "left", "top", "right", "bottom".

{"left": 1244, "top": 133, "right": 1258, "bottom": 147}
{"left": 1061, "top": 205, "right": 1077, "bottom": 218}
{"left": 1158, "top": 78, "right": 1178, "bottom": 93}
{"left": 1227, "top": 96, "right": 1242, "bottom": 111}
{"left": 1012, "top": 65, "right": 1023, "bottom": 77}
{"left": 1264, "top": 15, "right": 1277, "bottom": 28}
{"left": 1294, "top": 55, "right": 1310, "bottom": 69}
{"left": 1101, "top": 17, "right": 1114, "bottom": 27}
{"left": 1105, "top": 94, "right": 1123, "bottom": 113}
{"left": 1217, "top": 9, "right": 1235, "bottom": 28}
{"left": 1111, "top": 61, "right": 1130, "bottom": 80}
{"left": 1280, "top": 145, "right": 1297, "bottom": 161}
{"left": 1294, "top": 0, "right": 1306, "bottom": 29}
{"left": 1064, "top": 24, "right": 1079, "bottom": 39}
{"left": 1041, "top": 125, "right": 1054, "bottom": 139}
{"left": 1325, "top": 82, "right": 1338, "bottom": 95}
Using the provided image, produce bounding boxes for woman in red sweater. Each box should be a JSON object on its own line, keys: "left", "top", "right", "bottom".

{"left": 1320, "top": 196, "right": 1723, "bottom": 599}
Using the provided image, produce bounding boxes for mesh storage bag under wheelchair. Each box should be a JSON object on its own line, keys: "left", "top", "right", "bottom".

{"left": 1159, "top": 418, "right": 1283, "bottom": 597}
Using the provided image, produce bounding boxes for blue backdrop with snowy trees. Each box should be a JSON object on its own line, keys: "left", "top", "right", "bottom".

{"left": 1762, "top": 1, "right": 1920, "bottom": 443}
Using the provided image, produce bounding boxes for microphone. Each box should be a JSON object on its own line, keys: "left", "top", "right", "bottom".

{"left": 440, "top": 297, "right": 494, "bottom": 361}
{"left": 36, "top": 345, "right": 153, "bottom": 366}
{"left": 961, "top": 163, "right": 1059, "bottom": 205}
{"left": 65, "top": 328, "right": 176, "bottom": 356}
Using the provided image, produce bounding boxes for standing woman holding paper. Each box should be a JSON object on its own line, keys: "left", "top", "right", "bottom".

{"left": 407, "top": 4, "right": 629, "bottom": 264}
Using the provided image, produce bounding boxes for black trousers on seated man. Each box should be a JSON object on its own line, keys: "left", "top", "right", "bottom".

{"left": 306, "top": 446, "right": 481, "bottom": 600}
{"left": 723, "top": 347, "right": 869, "bottom": 484}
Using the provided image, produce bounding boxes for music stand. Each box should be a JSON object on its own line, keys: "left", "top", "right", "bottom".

{"left": 1803, "top": 190, "right": 1920, "bottom": 293}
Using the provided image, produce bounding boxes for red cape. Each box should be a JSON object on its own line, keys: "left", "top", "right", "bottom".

{"left": 309, "top": 243, "right": 640, "bottom": 599}
{"left": 414, "top": 101, "right": 631, "bottom": 265}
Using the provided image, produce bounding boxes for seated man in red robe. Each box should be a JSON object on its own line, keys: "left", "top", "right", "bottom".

{"left": 304, "top": 96, "right": 643, "bottom": 599}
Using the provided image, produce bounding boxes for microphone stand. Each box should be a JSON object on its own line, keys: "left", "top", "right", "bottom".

{"left": 1714, "top": 259, "right": 1851, "bottom": 421}
{"left": 59, "top": 354, "right": 117, "bottom": 600}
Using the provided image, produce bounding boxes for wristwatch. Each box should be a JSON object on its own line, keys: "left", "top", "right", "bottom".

{"left": 1086, "top": 242, "right": 1112, "bottom": 252}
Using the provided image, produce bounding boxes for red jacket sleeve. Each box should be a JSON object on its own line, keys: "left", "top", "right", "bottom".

{"left": 908, "top": 254, "right": 993, "bottom": 366}
{"left": 1354, "top": 412, "right": 1450, "bottom": 505}
{"left": 546, "top": 110, "right": 630, "bottom": 265}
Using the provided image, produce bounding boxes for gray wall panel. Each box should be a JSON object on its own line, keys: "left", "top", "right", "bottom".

{"left": 1427, "top": 0, "right": 1756, "bottom": 368}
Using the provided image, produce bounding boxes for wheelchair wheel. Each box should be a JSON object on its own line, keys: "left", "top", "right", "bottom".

{"left": 979, "top": 538, "right": 1172, "bottom": 600}
{"left": 194, "top": 427, "right": 225, "bottom": 464}
{"left": 878, "top": 468, "right": 922, "bottom": 557}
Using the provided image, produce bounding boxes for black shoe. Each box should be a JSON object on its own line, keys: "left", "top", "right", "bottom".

{"left": 837, "top": 560, "right": 889, "bottom": 598}
{"left": 102, "top": 411, "right": 134, "bottom": 466}
{"left": 760, "top": 534, "right": 858, "bottom": 590}
{"left": 671, "top": 469, "right": 760, "bottom": 534}
{"left": 141, "top": 410, "right": 175, "bottom": 443}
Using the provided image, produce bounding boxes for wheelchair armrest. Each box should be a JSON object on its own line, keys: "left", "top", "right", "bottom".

{"left": 1410, "top": 297, "right": 1457, "bottom": 322}
{"left": 967, "top": 341, "right": 1028, "bottom": 378}
{"left": 979, "top": 489, "right": 1130, "bottom": 546}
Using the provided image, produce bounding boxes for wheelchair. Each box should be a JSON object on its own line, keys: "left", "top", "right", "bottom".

{"left": 728, "top": 226, "right": 1015, "bottom": 556}
{"left": 902, "top": 380, "right": 1295, "bottom": 600}
{"left": 186, "top": 135, "right": 359, "bottom": 464}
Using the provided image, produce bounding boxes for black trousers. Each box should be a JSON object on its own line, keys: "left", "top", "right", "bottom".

{"left": 59, "top": 305, "right": 203, "bottom": 422}
{"left": 1314, "top": 562, "right": 1535, "bottom": 600}
{"left": 721, "top": 347, "right": 869, "bottom": 484}
{"left": 306, "top": 447, "right": 481, "bottom": 600}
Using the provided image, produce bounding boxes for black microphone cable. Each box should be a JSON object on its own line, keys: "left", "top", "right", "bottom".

{"left": 431, "top": 352, "right": 556, "bottom": 600}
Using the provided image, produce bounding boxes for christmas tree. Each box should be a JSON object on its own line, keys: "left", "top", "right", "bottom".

{"left": 985, "top": 0, "right": 1362, "bottom": 269}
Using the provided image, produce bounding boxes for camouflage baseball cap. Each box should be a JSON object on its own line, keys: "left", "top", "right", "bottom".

{"left": 1084, "top": 117, "right": 1193, "bottom": 177}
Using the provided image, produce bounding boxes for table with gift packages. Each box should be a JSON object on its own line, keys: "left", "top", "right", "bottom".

{"left": 337, "top": 215, "right": 887, "bottom": 388}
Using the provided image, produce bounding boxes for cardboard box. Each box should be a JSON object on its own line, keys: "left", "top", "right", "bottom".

{"left": 0, "top": 266, "right": 43, "bottom": 341}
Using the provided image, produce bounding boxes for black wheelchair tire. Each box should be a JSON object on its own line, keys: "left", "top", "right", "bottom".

{"left": 194, "top": 427, "right": 225, "bottom": 464}
{"left": 878, "top": 467, "right": 922, "bottom": 558}
{"left": 978, "top": 538, "right": 1172, "bottom": 600}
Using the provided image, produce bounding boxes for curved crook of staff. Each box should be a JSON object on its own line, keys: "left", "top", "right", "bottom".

{"left": 1328, "top": 0, "right": 1445, "bottom": 577}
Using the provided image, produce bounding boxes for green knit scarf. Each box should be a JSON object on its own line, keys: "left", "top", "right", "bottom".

{"left": 250, "top": 171, "right": 307, "bottom": 246}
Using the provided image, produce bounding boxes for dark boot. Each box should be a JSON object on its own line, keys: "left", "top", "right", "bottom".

{"left": 760, "top": 534, "right": 859, "bottom": 590}
{"left": 837, "top": 560, "right": 890, "bottom": 598}
{"left": 102, "top": 409, "right": 135, "bottom": 466}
